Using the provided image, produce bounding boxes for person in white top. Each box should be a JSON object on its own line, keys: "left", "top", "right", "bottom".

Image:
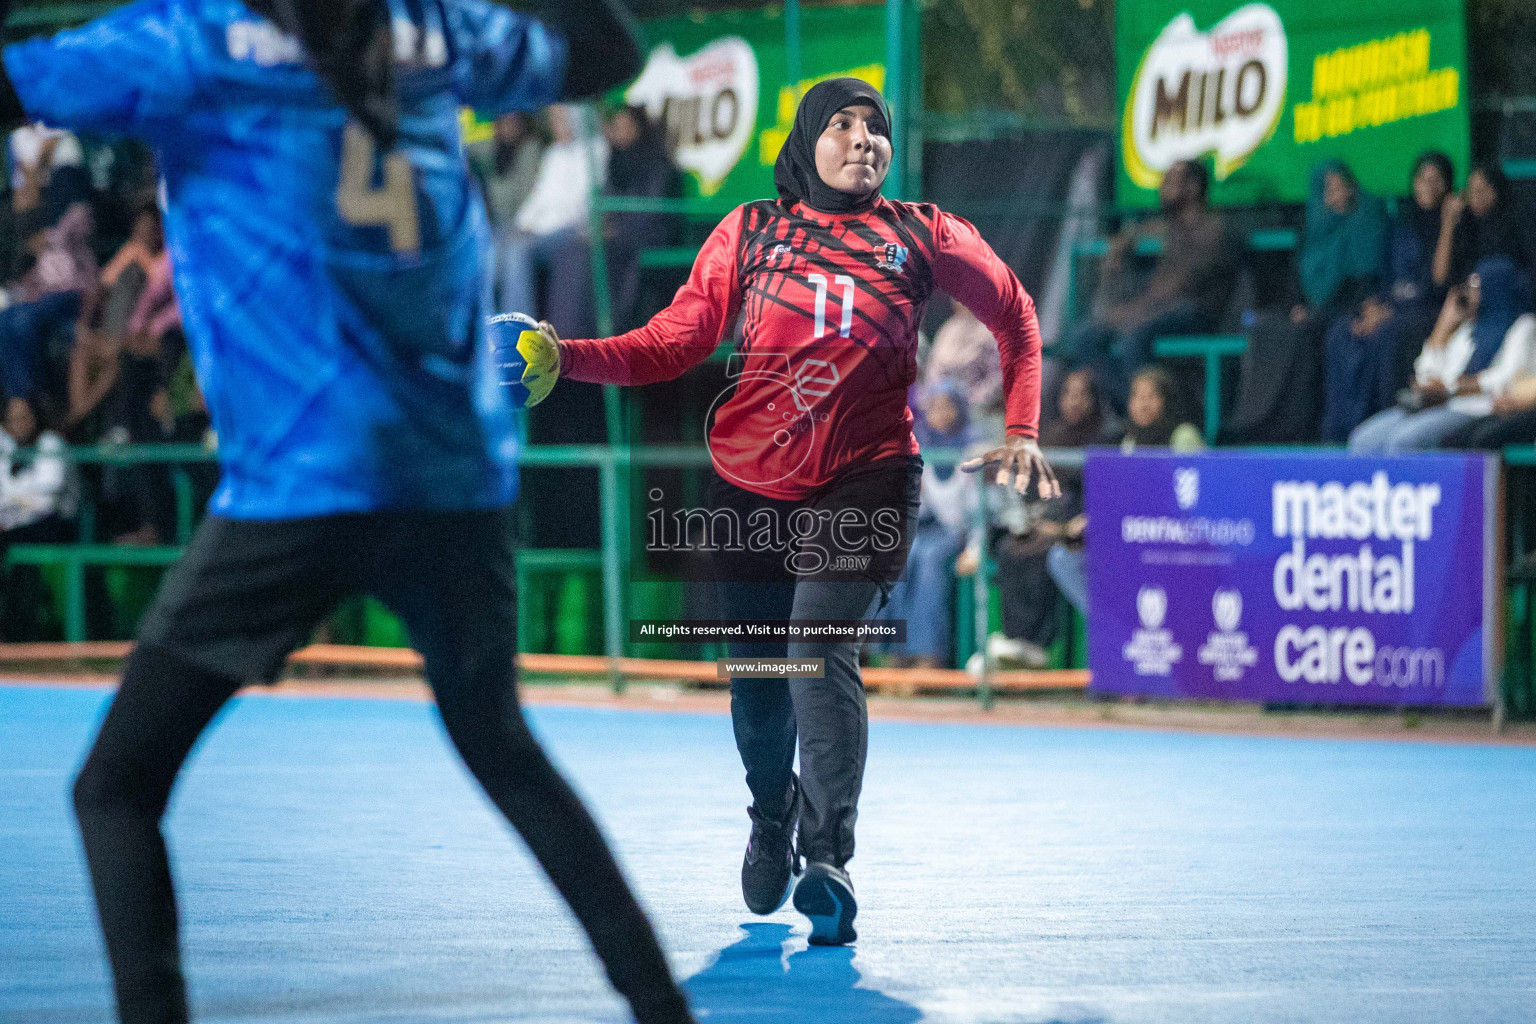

{"left": 923, "top": 303, "right": 1004, "bottom": 437}
{"left": 7, "top": 121, "right": 82, "bottom": 190}
{"left": 0, "top": 396, "right": 68, "bottom": 533}
{"left": 1350, "top": 257, "right": 1536, "bottom": 453}
{"left": 495, "top": 104, "right": 608, "bottom": 321}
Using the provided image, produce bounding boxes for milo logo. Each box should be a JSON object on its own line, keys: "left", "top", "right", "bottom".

{"left": 625, "top": 38, "right": 760, "bottom": 196}
{"left": 1123, "top": 3, "right": 1288, "bottom": 188}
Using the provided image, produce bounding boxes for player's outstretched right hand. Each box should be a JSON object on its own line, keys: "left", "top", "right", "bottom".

{"left": 530, "top": 319, "right": 563, "bottom": 400}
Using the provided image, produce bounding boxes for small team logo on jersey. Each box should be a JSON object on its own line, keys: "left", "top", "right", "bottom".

{"left": 875, "top": 242, "right": 909, "bottom": 273}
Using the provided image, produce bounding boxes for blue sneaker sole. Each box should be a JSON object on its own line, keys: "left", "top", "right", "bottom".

{"left": 794, "top": 871, "right": 857, "bottom": 946}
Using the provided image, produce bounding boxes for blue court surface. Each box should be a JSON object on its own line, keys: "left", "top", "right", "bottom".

{"left": 2, "top": 684, "right": 1534, "bottom": 1024}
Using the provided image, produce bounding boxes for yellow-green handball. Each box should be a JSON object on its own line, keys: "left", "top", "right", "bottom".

{"left": 488, "top": 312, "right": 561, "bottom": 408}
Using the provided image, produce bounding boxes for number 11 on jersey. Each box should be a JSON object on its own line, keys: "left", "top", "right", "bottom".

{"left": 808, "top": 273, "right": 856, "bottom": 339}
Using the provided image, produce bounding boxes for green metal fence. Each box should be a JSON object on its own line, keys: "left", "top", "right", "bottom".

{"left": 3, "top": 442, "right": 1082, "bottom": 677}
{"left": 9, "top": 442, "right": 1536, "bottom": 716}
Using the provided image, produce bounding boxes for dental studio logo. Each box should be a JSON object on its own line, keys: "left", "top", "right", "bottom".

{"left": 1122, "top": 3, "right": 1288, "bottom": 189}
{"left": 1122, "top": 586, "right": 1183, "bottom": 675}
{"left": 1198, "top": 588, "right": 1258, "bottom": 681}
{"left": 1175, "top": 466, "right": 1199, "bottom": 510}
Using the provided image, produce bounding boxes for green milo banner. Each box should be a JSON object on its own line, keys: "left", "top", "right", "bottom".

{"left": 1117, "top": 0, "right": 1470, "bottom": 207}
{"left": 620, "top": 5, "right": 888, "bottom": 204}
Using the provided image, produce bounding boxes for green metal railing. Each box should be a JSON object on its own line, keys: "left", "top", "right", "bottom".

{"left": 1152, "top": 335, "right": 1249, "bottom": 445}
{"left": 11, "top": 442, "right": 1536, "bottom": 716}
{"left": 6, "top": 2, "right": 119, "bottom": 29}
{"left": 4, "top": 443, "right": 1086, "bottom": 674}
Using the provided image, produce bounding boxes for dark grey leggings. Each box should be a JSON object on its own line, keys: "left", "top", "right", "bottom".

{"left": 709, "top": 458, "right": 920, "bottom": 868}
{"left": 719, "top": 577, "right": 885, "bottom": 867}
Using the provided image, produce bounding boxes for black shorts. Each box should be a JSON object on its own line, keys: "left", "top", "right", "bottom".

{"left": 136, "top": 508, "right": 515, "bottom": 684}
{"left": 706, "top": 455, "right": 922, "bottom": 587}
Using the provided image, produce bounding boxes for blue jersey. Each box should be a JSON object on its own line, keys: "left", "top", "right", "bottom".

{"left": 3, "top": 0, "right": 567, "bottom": 518}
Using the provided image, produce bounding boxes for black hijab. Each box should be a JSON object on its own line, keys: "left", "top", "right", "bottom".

{"left": 608, "top": 106, "right": 671, "bottom": 194}
{"left": 772, "top": 78, "right": 890, "bottom": 214}
{"left": 1126, "top": 367, "right": 1182, "bottom": 448}
{"left": 1039, "top": 369, "right": 1107, "bottom": 449}
{"left": 1405, "top": 151, "right": 1454, "bottom": 256}
{"left": 1455, "top": 162, "right": 1531, "bottom": 275}
{"left": 246, "top": 0, "right": 397, "bottom": 146}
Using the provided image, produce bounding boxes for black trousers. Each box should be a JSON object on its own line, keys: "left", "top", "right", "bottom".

{"left": 71, "top": 509, "right": 688, "bottom": 1024}
{"left": 708, "top": 457, "right": 920, "bottom": 869}
{"left": 994, "top": 535, "right": 1058, "bottom": 648}
{"left": 1440, "top": 406, "right": 1536, "bottom": 449}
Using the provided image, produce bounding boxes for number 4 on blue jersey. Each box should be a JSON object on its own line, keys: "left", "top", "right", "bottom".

{"left": 1, "top": 0, "right": 565, "bottom": 518}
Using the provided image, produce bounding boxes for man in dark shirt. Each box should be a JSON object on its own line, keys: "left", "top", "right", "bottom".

{"left": 1064, "top": 160, "right": 1238, "bottom": 408}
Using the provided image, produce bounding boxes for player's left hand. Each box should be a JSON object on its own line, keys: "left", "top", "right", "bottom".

{"left": 961, "top": 435, "right": 1060, "bottom": 500}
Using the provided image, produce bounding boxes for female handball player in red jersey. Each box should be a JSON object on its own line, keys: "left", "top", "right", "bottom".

{"left": 542, "top": 78, "right": 1057, "bottom": 946}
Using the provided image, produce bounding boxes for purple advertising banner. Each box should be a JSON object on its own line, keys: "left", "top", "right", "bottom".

{"left": 1084, "top": 451, "right": 1498, "bottom": 706}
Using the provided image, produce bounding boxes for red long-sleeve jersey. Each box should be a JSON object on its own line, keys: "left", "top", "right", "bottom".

{"left": 561, "top": 196, "right": 1042, "bottom": 500}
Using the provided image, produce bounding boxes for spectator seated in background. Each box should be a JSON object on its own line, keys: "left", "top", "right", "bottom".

{"left": 1050, "top": 368, "right": 1204, "bottom": 619}
{"left": 924, "top": 301, "right": 1004, "bottom": 438}
{"left": 1062, "top": 159, "right": 1237, "bottom": 409}
{"left": 576, "top": 105, "right": 682, "bottom": 335}
{"left": 1350, "top": 257, "right": 1535, "bottom": 454}
{"left": 1444, "top": 161, "right": 1531, "bottom": 283}
{"left": 68, "top": 203, "right": 164, "bottom": 435}
{"left": 7, "top": 122, "right": 84, "bottom": 204}
{"left": 876, "top": 380, "right": 977, "bottom": 670}
{"left": 495, "top": 104, "right": 606, "bottom": 328}
{"left": 1370, "top": 151, "right": 1459, "bottom": 408}
{"left": 5, "top": 124, "right": 89, "bottom": 266}
{"left": 104, "top": 248, "right": 183, "bottom": 546}
{"left": 99, "top": 203, "right": 163, "bottom": 313}
{"left": 0, "top": 396, "right": 72, "bottom": 640}
{"left": 0, "top": 201, "right": 97, "bottom": 413}
{"left": 987, "top": 368, "right": 1117, "bottom": 669}
{"left": 0, "top": 396, "right": 69, "bottom": 536}
{"left": 1227, "top": 159, "right": 1390, "bottom": 444}
{"left": 1299, "top": 160, "right": 1391, "bottom": 442}
{"left": 1401, "top": 163, "right": 1533, "bottom": 451}
{"left": 1120, "top": 365, "right": 1205, "bottom": 454}
{"left": 472, "top": 112, "right": 545, "bottom": 242}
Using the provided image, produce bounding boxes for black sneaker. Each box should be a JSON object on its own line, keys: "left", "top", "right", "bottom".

{"left": 741, "top": 779, "right": 799, "bottom": 915}
{"left": 794, "top": 861, "right": 857, "bottom": 946}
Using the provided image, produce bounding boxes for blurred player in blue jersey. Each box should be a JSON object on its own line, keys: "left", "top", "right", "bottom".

{"left": 0, "top": 2, "right": 694, "bottom": 1022}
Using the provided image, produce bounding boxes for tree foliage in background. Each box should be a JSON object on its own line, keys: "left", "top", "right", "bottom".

{"left": 1467, "top": 0, "right": 1536, "bottom": 98}
{"left": 923, "top": 0, "right": 1114, "bottom": 126}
